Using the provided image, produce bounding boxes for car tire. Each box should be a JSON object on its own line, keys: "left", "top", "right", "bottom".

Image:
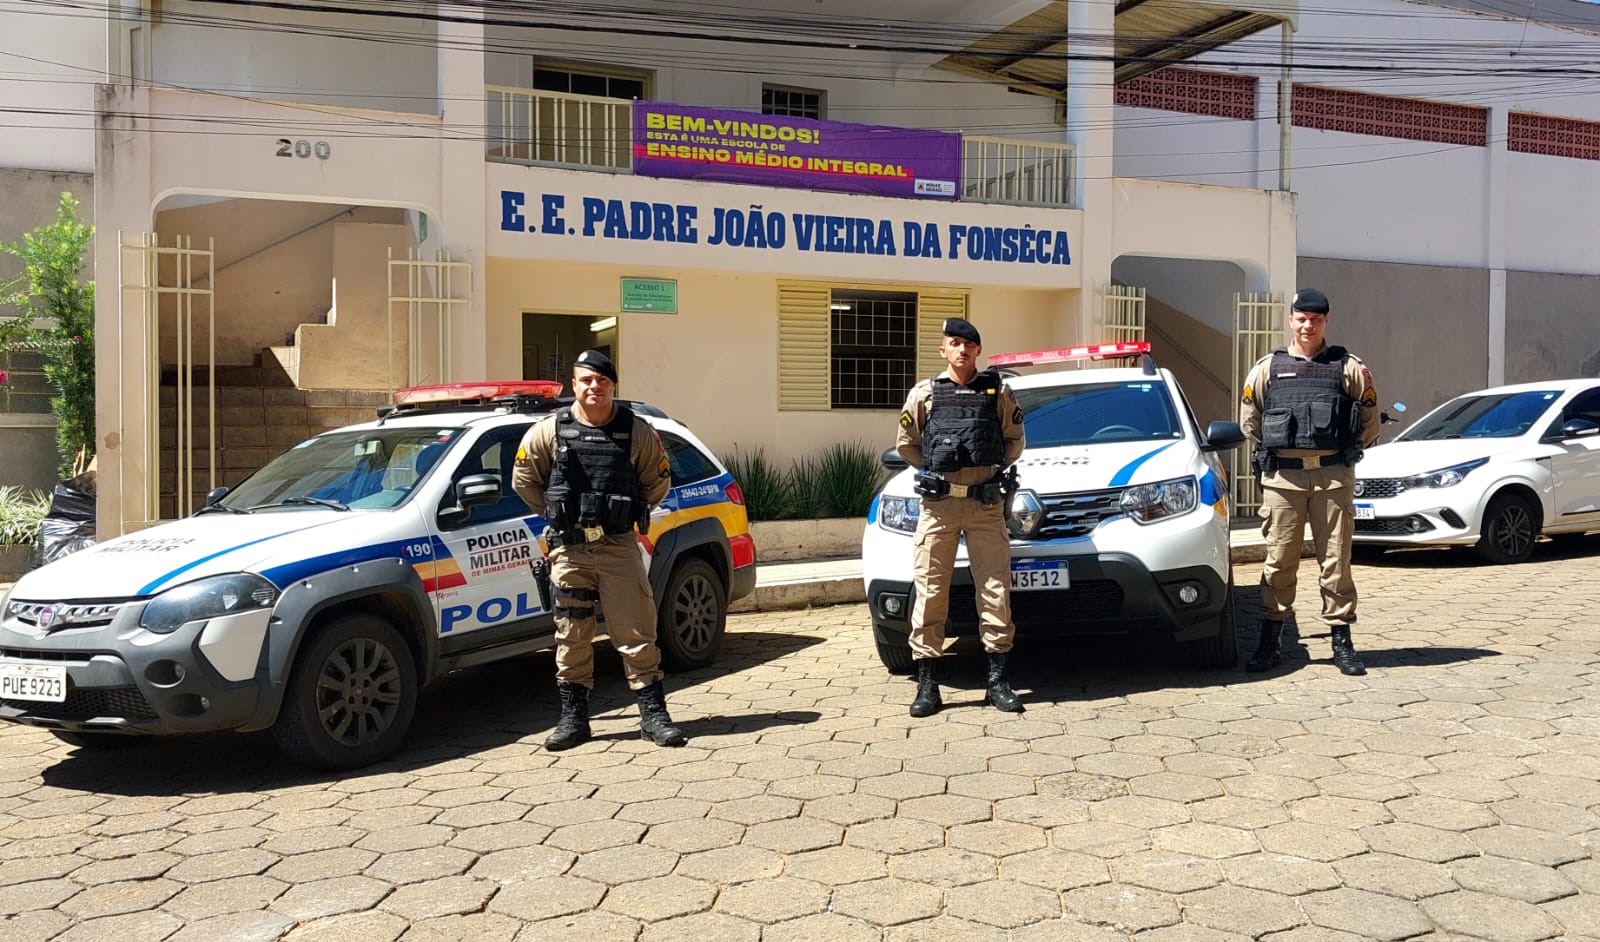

{"left": 1183, "top": 581, "right": 1238, "bottom": 669}
{"left": 657, "top": 558, "right": 726, "bottom": 671}
{"left": 873, "top": 624, "right": 915, "bottom": 675}
{"left": 50, "top": 730, "right": 145, "bottom": 750}
{"left": 272, "top": 613, "right": 418, "bottom": 771}
{"left": 1475, "top": 493, "right": 1539, "bottom": 565}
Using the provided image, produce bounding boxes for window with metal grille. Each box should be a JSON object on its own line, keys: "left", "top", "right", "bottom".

{"left": 830, "top": 290, "right": 917, "bottom": 409}
{"left": 1292, "top": 85, "right": 1487, "bottom": 146}
{"left": 532, "top": 65, "right": 646, "bottom": 101}
{"left": 0, "top": 345, "right": 50, "bottom": 414}
{"left": 1509, "top": 111, "right": 1600, "bottom": 161}
{"left": 1115, "top": 67, "right": 1257, "bottom": 121}
{"left": 763, "top": 85, "right": 825, "bottom": 120}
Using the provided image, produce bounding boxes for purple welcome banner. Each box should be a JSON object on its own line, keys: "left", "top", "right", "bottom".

{"left": 632, "top": 101, "right": 962, "bottom": 200}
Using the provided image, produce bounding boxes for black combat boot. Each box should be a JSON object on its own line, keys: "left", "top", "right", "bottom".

{"left": 1329, "top": 625, "right": 1367, "bottom": 676}
{"left": 636, "top": 680, "right": 689, "bottom": 747}
{"left": 985, "top": 653, "right": 1025, "bottom": 713}
{"left": 544, "top": 682, "right": 591, "bottom": 751}
{"left": 1246, "top": 620, "right": 1285, "bottom": 673}
{"left": 909, "top": 659, "right": 942, "bottom": 718}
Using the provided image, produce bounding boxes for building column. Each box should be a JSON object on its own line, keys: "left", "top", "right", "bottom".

{"left": 437, "top": 4, "right": 489, "bottom": 383}
{"left": 1486, "top": 105, "right": 1508, "bottom": 387}
{"left": 1064, "top": 0, "right": 1116, "bottom": 343}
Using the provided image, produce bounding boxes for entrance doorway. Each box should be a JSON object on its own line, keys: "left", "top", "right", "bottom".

{"left": 521, "top": 312, "right": 617, "bottom": 393}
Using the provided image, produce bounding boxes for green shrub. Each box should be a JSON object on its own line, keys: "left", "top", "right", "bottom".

{"left": 810, "top": 440, "right": 885, "bottom": 518}
{"left": 0, "top": 485, "right": 49, "bottom": 547}
{"left": 784, "top": 455, "right": 825, "bottom": 520}
{"left": 721, "top": 446, "right": 794, "bottom": 522}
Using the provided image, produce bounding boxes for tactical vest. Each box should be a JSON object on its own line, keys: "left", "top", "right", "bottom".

{"left": 1260, "top": 346, "right": 1359, "bottom": 451}
{"left": 923, "top": 370, "right": 1006, "bottom": 472}
{"left": 544, "top": 405, "right": 643, "bottom": 535}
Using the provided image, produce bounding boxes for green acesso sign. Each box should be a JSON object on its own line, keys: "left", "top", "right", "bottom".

{"left": 621, "top": 278, "right": 678, "bottom": 314}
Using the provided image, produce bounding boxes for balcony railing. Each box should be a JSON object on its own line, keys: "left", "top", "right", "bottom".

{"left": 484, "top": 87, "right": 1077, "bottom": 208}
{"left": 962, "top": 136, "right": 1076, "bottom": 209}
{"left": 486, "top": 85, "right": 631, "bottom": 171}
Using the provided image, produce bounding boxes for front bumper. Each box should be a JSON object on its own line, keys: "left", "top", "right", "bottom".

{"left": 867, "top": 552, "right": 1229, "bottom": 642}
{"left": 1350, "top": 494, "right": 1479, "bottom": 546}
{"left": 0, "top": 600, "right": 267, "bottom": 736}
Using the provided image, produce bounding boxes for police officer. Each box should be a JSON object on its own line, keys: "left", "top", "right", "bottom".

{"left": 1240, "top": 289, "right": 1380, "bottom": 676}
{"left": 512, "top": 350, "right": 687, "bottom": 750}
{"left": 896, "top": 318, "right": 1027, "bottom": 716}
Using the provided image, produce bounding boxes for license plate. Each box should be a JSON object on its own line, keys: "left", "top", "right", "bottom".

{"left": 1354, "top": 503, "right": 1376, "bottom": 520}
{"left": 0, "top": 662, "right": 67, "bottom": 702}
{"left": 1010, "top": 560, "right": 1069, "bottom": 592}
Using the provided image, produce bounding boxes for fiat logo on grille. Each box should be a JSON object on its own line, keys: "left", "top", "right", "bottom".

{"left": 1353, "top": 481, "right": 1365, "bottom": 497}
{"left": 36, "top": 605, "right": 60, "bottom": 629}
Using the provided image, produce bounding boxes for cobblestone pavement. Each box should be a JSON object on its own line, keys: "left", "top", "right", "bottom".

{"left": 3, "top": 541, "right": 1600, "bottom": 941}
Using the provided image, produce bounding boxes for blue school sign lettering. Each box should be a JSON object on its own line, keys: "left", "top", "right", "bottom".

{"left": 498, "top": 190, "right": 1071, "bottom": 267}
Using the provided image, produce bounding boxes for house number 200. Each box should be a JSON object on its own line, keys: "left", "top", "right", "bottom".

{"left": 275, "top": 139, "right": 332, "bottom": 160}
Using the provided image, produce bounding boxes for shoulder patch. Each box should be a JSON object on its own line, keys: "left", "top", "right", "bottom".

{"left": 1241, "top": 383, "right": 1253, "bottom": 405}
{"left": 899, "top": 411, "right": 914, "bottom": 429}
{"left": 657, "top": 456, "right": 671, "bottom": 477}
{"left": 1361, "top": 387, "right": 1377, "bottom": 408}
{"left": 515, "top": 446, "right": 529, "bottom": 464}
{"left": 1011, "top": 407, "right": 1023, "bottom": 424}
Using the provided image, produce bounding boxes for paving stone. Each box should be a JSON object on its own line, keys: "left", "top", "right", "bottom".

{"left": 762, "top": 913, "right": 883, "bottom": 942}
{"left": 601, "top": 875, "right": 717, "bottom": 921}
{"left": 1050, "top": 820, "right": 1151, "bottom": 858}
{"left": 1542, "top": 893, "right": 1600, "bottom": 936}
{"left": 993, "top": 795, "right": 1090, "bottom": 828}
{"left": 545, "top": 819, "right": 648, "bottom": 853}
{"left": 1471, "top": 825, "right": 1590, "bottom": 866}
{"left": 50, "top": 910, "right": 184, "bottom": 942}
{"left": 1300, "top": 887, "right": 1433, "bottom": 940}
{"left": 167, "top": 909, "right": 295, "bottom": 942}
{"left": 743, "top": 816, "right": 843, "bottom": 853}
{"left": 1181, "top": 884, "right": 1304, "bottom": 935}
{"left": 1451, "top": 855, "right": 1576, "bottom": 904}
{"left": 1288, "top": 795, "right": 1393, "bottom": 829}
{"left": 69, "top": 851, "right": 181, "bottom": 885}
{"left": 888, "top": 847, "right": 995, "bottom": 887}
{"left": 283, "top": 910, "right": 409, "bottom": 941}
{"left": 801, "top": 793, "right": 898, "bottom": 826}
{"left": 947, "top": 820, "right": 1047, "bottom": 855}
{"left": 401, "top": 911, "right": 525, "bottom": 942}
{"left": 58, "top": 878, "right": 180, "bottom": 918}
{"left": 271, "top": 875, "right": 392, "bottom": 920}
{"left": 1422, "top": 889, "right": 1562, "bottom": 942}
{"left": 715, "top": 876, "right": 829, "bottom": 922}
{"left": 365, "top": 846, "right": 478, "bottom": 884}
{"left": 163, "top": 874, "right": 289, "bottom": 919}
{"left": 1149, "top": 822, "right": 1258, "bottom": 860}
{"left": 489, "top": 875, "right": 607, "bottom": 921}
{"left": 513, "top": 911, "right": 642, "bottom": 942}
{"left": 898, "top": 794, "right": 993, "bottom": 826}
{"left": 882, "top": 915, "right": 1010, "bottom": 942}
{"left": 830, "top": 877, "right": 942, "bottom": 925}
{"left": 450, "top": 821, "right": 554, "bottom": 853}
{"left": 1062, "top": 882, "right": 1181, "bottom": 932}
{"left": 781, "top": 845, "right": 886, "bottom": 885}
{"left": 845, "top": 818, "right": 944, "bottom": 855}
{"left": 1258, "top": 821, "right": 1370, "bottom": 861}
{"left": 944, "top": 879, "right": 1059, "bottom": 927}
{"left": 165, "top": 847, "right": 279, "bottom": 882}
{"left": 1110, "top": 851, "right": 1224, "bottom": 894}
{"left": 645, "top": 817, "right": 745, "bottom": 852}
{"left": 1220, "top": 853, "right": 1340, "bottom": 895}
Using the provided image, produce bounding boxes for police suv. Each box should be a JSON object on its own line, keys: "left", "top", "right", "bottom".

{"left": 862, "top": 343, "right": 1246, "bottom": 671}
{"left": 0, "top": 382, "right": 756, "bottom": 769}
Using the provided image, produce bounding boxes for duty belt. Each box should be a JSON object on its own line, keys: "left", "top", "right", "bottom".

{"left": 1273, "top": 453, "right": 1347, "bottom": 471}
{"left": 551, "top": 525, "right": 609, "bottom": 547}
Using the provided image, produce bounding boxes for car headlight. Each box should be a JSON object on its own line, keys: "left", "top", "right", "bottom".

{"left": 1119, "top": 477, "right": 1198, "bottom": 524}
{"left": 1399, "top": 458, "right": 1488, "bottom": 490}
{"left": 1007, "top": 489, "right": 1044, "bottom": 538}
{"left": 139, "top": 573, "right": 279, "bottom": 634}
{"left": 879, "top": 495, "right": 922, "bottom": 534}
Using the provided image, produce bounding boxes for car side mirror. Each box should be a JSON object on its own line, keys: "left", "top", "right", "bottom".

{"left": 1563, "top": 418, "right": 1600, "bottom": 439}
{"left": 205, "top": 486, "right": 231, "bottom": 506}
{"left": 455, "top": 473, "right": 502, "bottom": 507}
{"left": 1201, "top": 421, "right": 1246, "bottom": 452}
{"left": 881, "top": 448, "right": 908, "bottom": 472}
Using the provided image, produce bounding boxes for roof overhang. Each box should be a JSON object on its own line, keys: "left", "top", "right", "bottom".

{"left": 936, "top": 0, "right": 1297, "bottom": 99}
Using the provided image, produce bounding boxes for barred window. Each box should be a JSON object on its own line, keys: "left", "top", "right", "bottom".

{"left": 0, "top": 345, "right": 51, "bottom": 414}
{"left": 763, "top": 85, "right": 825, "bottom": 120}
{"left": 1115, "top": 67, "right": 1257, "bottom": 121}
{"left": 830, "top": 290, "right": 917, "bottom": 409}
{"left": 1292, "top": 85, "right": 1487, "bottom": 146}
{"left": 532, "top": 65, "right": 646, "bottom": 101}
{"left": 1509, "top": 111, "right": 1600, "bottom": 161}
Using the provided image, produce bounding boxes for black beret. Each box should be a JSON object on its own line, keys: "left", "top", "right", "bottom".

{"left": 943, "top": 317, "right": 981, "bottom": 345}
{"left": 574, "top": 349, "right": 618, "bottom": 383}
{"left": 1291, "top": 288, "right": 1331, "bottom": 314}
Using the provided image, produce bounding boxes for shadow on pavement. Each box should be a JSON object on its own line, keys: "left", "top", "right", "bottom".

{"left": 1355, "top": 532, "right": 1600, "bottom": 569}
{"left": 37, "top": 628, "right": 825, "bottom": 794}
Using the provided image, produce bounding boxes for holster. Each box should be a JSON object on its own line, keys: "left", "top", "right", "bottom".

{"left": 529, "top": 551, "right": 554, "bottom": 612}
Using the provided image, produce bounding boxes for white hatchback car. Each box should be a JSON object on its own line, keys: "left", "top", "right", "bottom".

{"left": 1353, "top": 378, "right": 1600, "bottom": 563}
{"left": 861, "top": 344, "right": 1246, "bottom": 673}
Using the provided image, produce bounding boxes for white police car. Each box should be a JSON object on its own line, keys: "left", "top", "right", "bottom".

{"left": 862, "top": 343, "right": 1245, "bottom": 671}
{"left": 1353, "top": 378, "right": 1600, "bottom": 563}
{"left": 0, "top": 382, "right": 756, "bottom": 768}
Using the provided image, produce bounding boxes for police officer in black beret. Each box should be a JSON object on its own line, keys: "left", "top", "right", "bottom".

{"left": 894, "top": 318, "right": 1027, "bottom": 716}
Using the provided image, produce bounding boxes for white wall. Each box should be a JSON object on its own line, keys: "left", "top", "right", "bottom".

{"left": 1113, "top": 0, "right": 1600, "bottom": 276}
{"left": 151, "top": 0, "right": 437, "bottom": 114}
{"left": 0, "top": 5, "right": 101, "bottom": 172}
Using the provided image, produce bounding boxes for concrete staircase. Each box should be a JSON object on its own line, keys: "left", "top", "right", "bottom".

{"left": 157, "top": 359, "right": 390, "bottom": 518}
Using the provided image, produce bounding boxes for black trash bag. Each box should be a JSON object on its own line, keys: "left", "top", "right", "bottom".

{"left": 34, "top": 470, "right": 97, "bottom": 568}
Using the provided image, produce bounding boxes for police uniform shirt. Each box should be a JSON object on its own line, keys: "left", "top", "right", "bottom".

{"left": 512, "top": 409, "right": 673, "bottom": 527}
{"left": 896, "top": 370, "right": 1026, "bottom": 488}
{"left": 1240, "top": 346, "right": 1381, "bottom": 459}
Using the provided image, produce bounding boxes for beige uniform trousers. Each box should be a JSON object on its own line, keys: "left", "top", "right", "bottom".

{"left": 1258, "top": 465, "right": 1358, "bottom": 627}
{"left": 909, "top": 495, "right": 1015, "bottom": 659}
{"left": 550, "top": 537, "right": 663, "bottom": 690}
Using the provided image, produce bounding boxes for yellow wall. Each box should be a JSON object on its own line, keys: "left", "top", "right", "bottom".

{"left": 487, "top": 258, "right": 1075, "bottom": 465}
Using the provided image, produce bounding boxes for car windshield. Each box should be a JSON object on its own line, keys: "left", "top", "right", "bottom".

{"left": 219, "top": 427, "right": 463, "bottom": 512}
{"left": 1397, "top": 390, "right": 1560, "bottom": 441}
{"left": 1013, "top": 380, "right": 1183, "bottom": 448}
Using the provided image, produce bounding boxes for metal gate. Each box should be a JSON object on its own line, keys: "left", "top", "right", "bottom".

{"left": 1231, "top": 291, "right": 1286, "bottom": 516}
{"left": 117, "top": 232, "right": 216, "bottom": 532}
{"left": 1101, "top": 285, "right": 1147, "bottom": 368}
{"left": 388, "top": 248, "right": 472, "bottom": 390}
